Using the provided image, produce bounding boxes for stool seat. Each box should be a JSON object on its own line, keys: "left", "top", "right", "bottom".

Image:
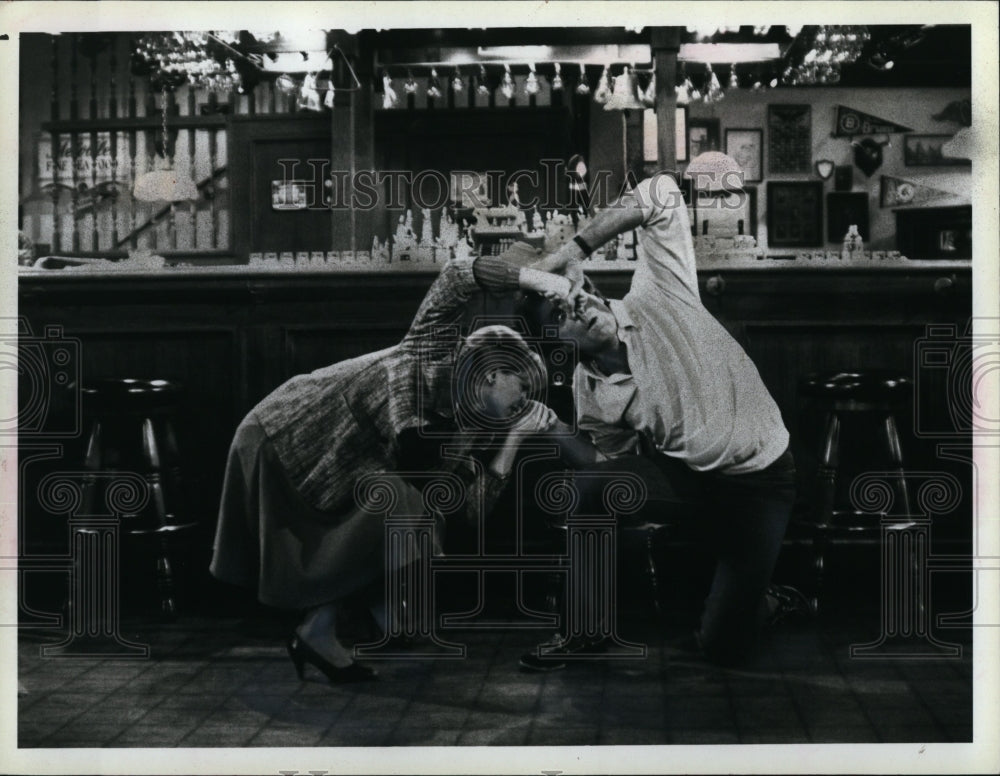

{"left": 82, "top": 378, "right": 182, "bottom": 410}
{"left": 799, "top": 371, "right": 910, "bottom": 403}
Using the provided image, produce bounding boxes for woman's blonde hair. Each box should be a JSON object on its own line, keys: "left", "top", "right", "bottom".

{"left": 452, "top": 325, "right": 547, "bottom": 430}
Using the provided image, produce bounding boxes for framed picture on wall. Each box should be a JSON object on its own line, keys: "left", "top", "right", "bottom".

{"left": 767, "top": 104, "right": 812, "bottom": 174}
{"left": 687, "top": 117, "right": 720, "bottom": 160}
{"left": 903, "top": 134, "right": 971, "bottom": 166}
{"left": 725, "top": 128, "right": 763, "bottom": 182}
{"left": 767, "top": 181, "right": 824, "bottom": 247}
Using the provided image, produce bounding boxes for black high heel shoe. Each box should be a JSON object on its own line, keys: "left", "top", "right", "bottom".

{"left": 286, "top": 634, "right": 377, "bottom": 684}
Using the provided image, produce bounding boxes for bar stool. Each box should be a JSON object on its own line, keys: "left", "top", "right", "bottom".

{"left": 798, "top": 370, "right": 915, "bottom": 611}
{"left": 80, "top": 378, "right": 197, "bottom": 619}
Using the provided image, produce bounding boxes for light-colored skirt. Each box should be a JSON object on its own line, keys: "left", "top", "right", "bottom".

{"left": 209, "top": 416, "right": 429, "bottom": 610}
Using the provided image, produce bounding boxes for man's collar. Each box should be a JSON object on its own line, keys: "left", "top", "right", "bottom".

{"left": 608, "top": 298, "right": 635, "bottom": 340}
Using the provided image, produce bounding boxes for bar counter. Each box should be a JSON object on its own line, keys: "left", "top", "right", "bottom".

{"left": 17, "top": 261, "right": 973, "bottom": 553}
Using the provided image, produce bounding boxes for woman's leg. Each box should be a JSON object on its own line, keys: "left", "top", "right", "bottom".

{"left": 296, "top": 602, "right": 355, "bottom": 668}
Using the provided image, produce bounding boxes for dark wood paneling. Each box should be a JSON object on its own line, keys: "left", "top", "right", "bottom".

{"left": 228, "top": 116, "right": 356, "bottom": 258}
{"left": 19, "top": 266, "right": 972, "bottom": 554}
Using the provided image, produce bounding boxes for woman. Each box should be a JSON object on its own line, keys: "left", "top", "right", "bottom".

{"left": 210, "top": 255, "right": 567, "bottom": 682}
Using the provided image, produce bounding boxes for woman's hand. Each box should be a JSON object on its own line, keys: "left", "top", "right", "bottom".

{"left": 488, "top": 400, "right": 559, "bottom": 479}
{"left": 519, "top": 266, "right": 571, "bottom": 300}
{"left": 508, "top": 400, "right": 559, "bottom": 435}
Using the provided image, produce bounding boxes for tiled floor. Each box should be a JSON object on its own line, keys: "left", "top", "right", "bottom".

{"left": 18, "top": 603, "right": 973, "bottom": 747}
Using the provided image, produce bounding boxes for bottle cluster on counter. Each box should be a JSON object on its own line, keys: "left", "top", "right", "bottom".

{"left": 247, "top": 203, "right": 646, "bottom": 270}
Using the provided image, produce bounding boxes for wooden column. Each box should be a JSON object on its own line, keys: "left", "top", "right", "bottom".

{"left": 650, "top": 27, "right": 681, "bottom": 170}
{"left": 347, "top": 31, "right": 376, "bottom": 253}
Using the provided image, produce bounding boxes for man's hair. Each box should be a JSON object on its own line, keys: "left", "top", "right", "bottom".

{"left": 452, "top": 324, "right": 547, "bottom": 431}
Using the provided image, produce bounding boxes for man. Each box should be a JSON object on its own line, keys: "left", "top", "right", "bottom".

{"left": 520, "top": 172, "right": 796, "bottom": 667}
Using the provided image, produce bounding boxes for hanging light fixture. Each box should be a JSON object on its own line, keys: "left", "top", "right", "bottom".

{"left": 551, "top": 62, "right": 563, "bottom": 91}
{"left": 592, "top": 65, "right": 611, "bottom": 105}
{"left": 426, "top": 68, "right": 443, "bottom": 99}
{"left": 132, "top": 86, "right": 199, "bottom": 203}
{"left": 641, "top": 71, "right": 656, "bottom": 107}
{"left": 781, "top": 25, "right": 870, "bottom": 85}
{"left": 500, "top": 63, "right": 515, "bottom": 100}
{"left": 675, "top": 63, "right": 690, "bottom": 104}
{"left": 404, "top": 69, "right": 418, "bottom": 94}
{"left": 274, "top": 73, "right": 296, "bottom": 96}
{"left": 728, "top": 64, "right": 740, "bottom": 91}
{"left": 703, "top": 63, "right": 724, "bottom": 103}
{"left": 603, "top": 65, "right": 645, "bottom": 111}
{"left": 297, "top": 72, "right": 322, "bottom": 111}
{"left": 477, "top": 64, "right": 490, "bottom": 95}
{"left": 133, "top": 32, "right": 242, "bottom": 93}
{"left": 575, "top": 63, "right": 591, "bottom": 95}
{"left": 525, "top": 63, "right": 540, "bottom": 96}
{"left": 451, "top": 67, "right": 464, "bottom": 93}
{"left": 382, "top": 71, "right": 399, "bottom": 108}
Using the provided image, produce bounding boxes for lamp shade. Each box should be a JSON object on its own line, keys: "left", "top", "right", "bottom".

{"left": 133, "top": 158, "right": 199, "bottom": 203}
{"left": 684, "top": 151, "right": 744, "bottom": 192}
{"left": 603, "top": 67, "right": 646, "bottom": 111}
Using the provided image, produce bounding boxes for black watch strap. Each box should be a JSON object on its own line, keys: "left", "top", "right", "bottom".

{"left": 573, "top": 234, "right": 594, "bottom": 256}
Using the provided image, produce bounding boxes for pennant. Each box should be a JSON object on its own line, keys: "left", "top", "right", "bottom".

{"left": 879, "top": 175, "right": 963, "bottom": 208}
{"left": 835, "top": 105, "right": 913, "bottom": 136}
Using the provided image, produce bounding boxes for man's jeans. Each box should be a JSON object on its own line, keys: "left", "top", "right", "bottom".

{"left": 569, "top": 450, "right": 797, "bottom": 666}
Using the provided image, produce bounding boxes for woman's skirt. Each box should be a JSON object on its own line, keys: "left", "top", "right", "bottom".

{"left": 209, "top": 415, "right": 430, "bottom": 609}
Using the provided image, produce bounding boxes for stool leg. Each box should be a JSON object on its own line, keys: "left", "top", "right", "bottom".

{"left": 816, "top": 411, "right": 841, "bottom": 524}
{"left": 161, "top": 416, "right": 184, "bottom": 522}
{"left": 884, "top": 410, "right": 922, "bottom": 621}
{"left": 883, "top": 413, "right": 912, "bottom": 517}
{"left": 812, "top": 411, "right": 840, "bottom": 614}
{"left": 644, "top": 528, "right": 664, "bottom": 619}
{"left": 141, "top": 417, "right": 178, "bottom": 620}
{"left": 81, "top": 419, "right": 103, "bottom": 514}
{"left": 811, "top": 534, "right": 828, "bottom": 616}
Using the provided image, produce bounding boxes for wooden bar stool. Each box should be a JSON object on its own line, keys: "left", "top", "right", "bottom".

{"left": 798, "top": 370, "right": 915, "bottom": 611}
{"left": 81, "top": 378, "right": 197, "bottom": 619}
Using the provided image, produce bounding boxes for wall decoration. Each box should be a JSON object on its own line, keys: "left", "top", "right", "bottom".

{"left": 767, "top": 104, "right": 811, "bottom": 174}
{"left": 767, "top": 181, "right": 824, "bottom": 247}
{"left": 271, "top": 180, "right": 309, "bottom": 210}
{"left": 903, "top": 134, "right": 972, "bottom": 166}
{"left": 852, "top": 137, "right": 890, "bottom": 177}
{"left": 725, "top": 128, "right": 762, "bottom": 182}
{"left": 687, "top": 117, "right": 721, "bottom": 160}
{"left": 827, "top": 192, "right": 869, "bottom": 242}
{"left": 880, "top": 175, "right": 962, "bottom": 208}
{"left": 814, "top": 159, "right": 835, "bottom": 180}
{"left": 932, "top": 98, "right": 972, "bottom": 126}
{"left": 833, "top": 105, "right": 913, "bottom": 136}
{"left": 834, "top": 165, "right": 854, "bottom": 191}
{"left": 895, "top": 205, "right": 972, "bottom": 259}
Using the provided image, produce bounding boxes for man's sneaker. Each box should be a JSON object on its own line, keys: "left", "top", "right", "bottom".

{"left": 765, "top": 584, "right": 815, "bottom": 625}
{"left": 518, "top": 634, "right": 609, "bottom": 672}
